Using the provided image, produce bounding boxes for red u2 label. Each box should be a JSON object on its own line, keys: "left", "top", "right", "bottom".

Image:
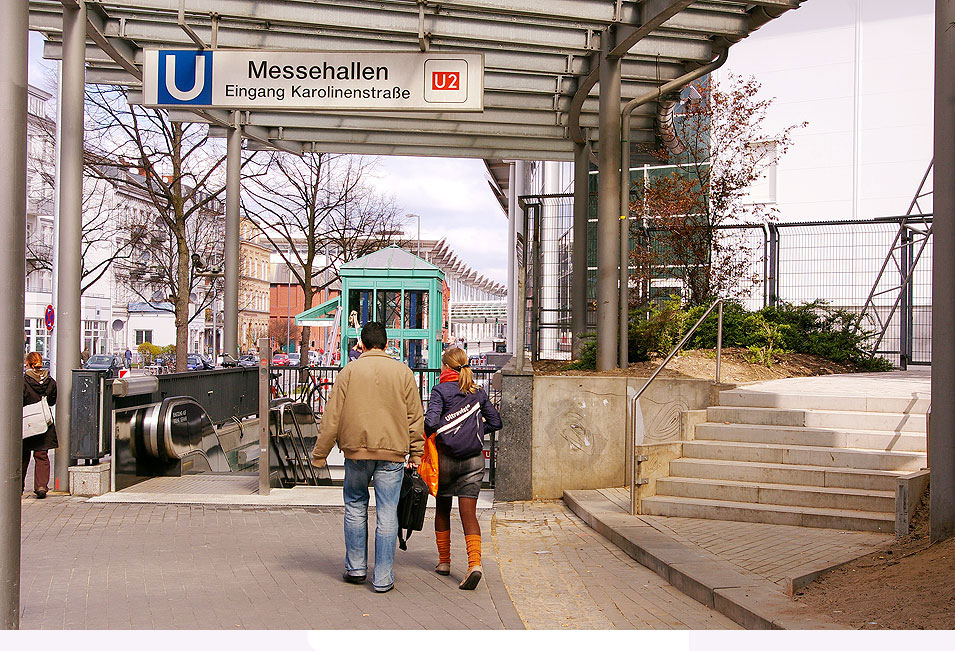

{"left": 431, "top": 71, "right": 460, "bottom": 91}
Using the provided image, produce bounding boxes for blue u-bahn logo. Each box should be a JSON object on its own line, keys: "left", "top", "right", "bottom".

{"left": 156, "top": 51, "right": 213, "bottom": 105}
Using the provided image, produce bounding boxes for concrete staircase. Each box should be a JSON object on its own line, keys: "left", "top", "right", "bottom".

{"left": 640, "top": 387, "right": 929, "bottom": 533}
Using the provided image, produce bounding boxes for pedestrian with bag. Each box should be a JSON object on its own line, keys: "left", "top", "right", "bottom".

{"left": 311, "top": 321, "right": 424, "bottom": 593}
{"left": 424, "top": 346, "right": 502, "bottom": 590}
{"left": 22, "top": 352, "right": 58, "bottom": 498}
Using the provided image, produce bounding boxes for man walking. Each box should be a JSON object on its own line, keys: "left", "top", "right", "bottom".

{"left": 312, "top": 321, "right": 424, "bottom": 593}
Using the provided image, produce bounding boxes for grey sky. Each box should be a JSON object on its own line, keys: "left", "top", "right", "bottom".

{"left": 26, "top": 30, "right": 510, "bottom": 285}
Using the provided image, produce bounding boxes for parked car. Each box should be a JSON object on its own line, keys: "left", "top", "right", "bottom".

{"left": 84, "top": 354, "right": 124, "bottom": 377}
{"left": 236, "top": 354, "right": 259, "bottom": 367}
{"left": 308, "top": 350, "right": 321, "bottom": 366}
{"left": 271, "top": 353, "right": 290, "bottom": 366}
{"left": 186, "top": 353, "right": 214, "bottom": 371}
{"left": 287, "top": 352, "right": 301, "bottom": 367}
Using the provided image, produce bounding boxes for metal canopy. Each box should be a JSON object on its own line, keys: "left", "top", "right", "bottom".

{"left": 28, "top": 0, "right": 802, "bottom": 161}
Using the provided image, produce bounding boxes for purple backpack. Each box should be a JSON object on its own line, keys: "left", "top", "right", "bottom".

{"left": 435, "top": 393, "right": 484, "bottom": 458}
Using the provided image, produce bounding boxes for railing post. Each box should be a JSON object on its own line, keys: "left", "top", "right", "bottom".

{"left": 716, "top": 300, "right": 723, "bottom": 384}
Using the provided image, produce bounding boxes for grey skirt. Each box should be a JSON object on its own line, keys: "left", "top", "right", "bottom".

{"left": 436, "top": 447, "right": 484, "bottom": 499}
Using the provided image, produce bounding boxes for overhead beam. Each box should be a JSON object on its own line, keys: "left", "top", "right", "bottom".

{"left": 611, "top": 1, "right": 697, "bottom": 60}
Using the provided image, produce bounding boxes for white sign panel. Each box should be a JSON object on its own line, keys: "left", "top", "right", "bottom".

{"left": 143, "top": 49, "right": 484, "bottom": 112}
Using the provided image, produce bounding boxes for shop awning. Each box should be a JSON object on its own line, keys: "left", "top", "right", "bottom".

{"left": 295, "top": 296, "right": 340, "bottom": 327}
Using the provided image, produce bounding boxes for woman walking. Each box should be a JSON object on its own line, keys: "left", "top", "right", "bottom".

{"left": 424, "top": 347, "right": 502, "bottom": 590}
{"left": 23, "top": 352, "right": 58, "bottom": 498}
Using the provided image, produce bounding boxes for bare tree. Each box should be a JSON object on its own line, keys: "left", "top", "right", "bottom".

{"left": 243, "top": 152, "right": 405, "bottom": 357}
{"left": 83, "top": 84, "right": 235, "bottom": 371}
{"left": 268, "top": 317, "right": 302, "bottom": 353}
{"left": 629, "top": 74, "right": 806, "bottom": 305}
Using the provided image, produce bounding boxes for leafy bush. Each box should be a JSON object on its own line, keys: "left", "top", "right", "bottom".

{"left": 568, "top": 299, "right": 893, "bottom": 371}
{"left": 137, "top": 342, "right": 163, "bottom": 365}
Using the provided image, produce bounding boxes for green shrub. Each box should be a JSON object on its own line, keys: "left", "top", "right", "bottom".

{"left": 137, "top": 342, "right": 163, "bottom": 365}
{"left": 567, "top": 298, "right": 893, "bottom": 372}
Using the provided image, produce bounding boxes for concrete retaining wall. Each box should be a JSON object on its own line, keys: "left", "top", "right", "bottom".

{"left": 895, "top": 469, "right": 930, "bottom": 537}
{"left": 495, "top": 366, "right": 721, "bottom": 500}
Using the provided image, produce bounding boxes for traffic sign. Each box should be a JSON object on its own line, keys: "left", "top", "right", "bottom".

{"left": 44, "top": 305, "right": 54, "bottom": 331}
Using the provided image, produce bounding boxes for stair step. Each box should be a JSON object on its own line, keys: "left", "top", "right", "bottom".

{"left": 706, "top": 405, "right": 927, "bottom": 433}
{"left": 718, "top": 390, "right": 930, "bottom": 415}
{"left": 694, "top": 422, "right": 927, "bottom": 453}
{"left": 654, "top": 477, "right": 895, "bottom": 513}
{"left": 682, "top": 439, "right": 926, "bottom": 471}
{"left": 669, "top": 457, "right": 906, "bottom": 492}
{"left": 641, "top": 495, "right": 894, "bottom": 533}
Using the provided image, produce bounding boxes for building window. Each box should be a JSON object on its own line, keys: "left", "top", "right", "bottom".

{"left": 23, "top": 318, "right": 51, "bottom": 358}
{"left": 84, "top": 320, "right": 108, "bottom": 354}
{"left": 135, "top": 329, "right": 153, "bottom": 346}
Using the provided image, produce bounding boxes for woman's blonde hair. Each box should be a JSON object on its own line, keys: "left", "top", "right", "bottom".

{"left": 25, "top": 352, "right": 43, "bottom": 369}
{"left": 442, "top": 347, "right": 476, "bottom": 394}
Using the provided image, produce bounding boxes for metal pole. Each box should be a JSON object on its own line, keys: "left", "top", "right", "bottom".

{"left": 572, "top": 142, "right": 589, "bottom": 358}
{"left": 932, "top": 0, "right": 955, "bottom": 544}
{"left": 620, "top": 112, "right": 631, "bottom": 369}
{"left": 223, "top": 118, "right": 241, "bottom": 360}
{"left": 286, "top": 273, "right": 291, "bottom": 351}
{"left": 417, "top": 214, "right": 421, "bottom": 256}
{"left": 596, "top": 29, "right": 622, "bottom": 370}
{"left": 258, "top": 336, "right": 270, "bottom": 495}
{"left": 900, "top": 225, "right": 911, "bottom": 371}
{"left": 54, "top": 1, "right": 87, "bottom": 491}
{"left": 506, "top": 163, "right": 517, "bottom": 353}
{"left": 716, "top": 301, "right": 723, "bottom": 384}
{"left": 0, "top": 0, "right": 28, "bottom": 629}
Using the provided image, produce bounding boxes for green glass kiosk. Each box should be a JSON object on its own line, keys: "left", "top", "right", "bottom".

{"left": 295, "top": 246, "right": 446, "bottom": 371}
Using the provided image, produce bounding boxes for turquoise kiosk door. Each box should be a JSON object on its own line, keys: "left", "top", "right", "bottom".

{"left": 295, "top": 246, "right": 446, "bottom": 373}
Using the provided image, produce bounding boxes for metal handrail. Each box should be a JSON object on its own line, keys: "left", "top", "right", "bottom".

{"left": 628, "top": 298, "right": 724, "bottom": 516}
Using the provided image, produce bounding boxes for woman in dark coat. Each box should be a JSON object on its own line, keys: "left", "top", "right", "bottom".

{"left": 23, "top": 351, "right": 58, "bottom": 498}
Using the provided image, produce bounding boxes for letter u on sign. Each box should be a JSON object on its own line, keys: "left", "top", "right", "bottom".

{"left": 156, "top": 51, "right": 214, "bottom": 105}
{"left": 431, "top": 71, "right": 460, "bottom": 91}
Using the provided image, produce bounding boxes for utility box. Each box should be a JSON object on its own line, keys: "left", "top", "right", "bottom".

{"left": 70, "top": 370, "right": 112, "bottom": 461}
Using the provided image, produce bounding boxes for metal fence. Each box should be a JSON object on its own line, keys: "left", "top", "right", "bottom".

{"left": 269, "top": 364, "right": 503, "bottom": 485}
{"left": 520, "top": 192, "right": 932, "bottom": 367}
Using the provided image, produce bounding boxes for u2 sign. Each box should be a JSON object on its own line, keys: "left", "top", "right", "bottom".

{"left": 143, "top": 49, "right": 484, "bottom": 112}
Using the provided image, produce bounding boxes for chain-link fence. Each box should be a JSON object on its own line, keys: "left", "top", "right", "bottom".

{"left": 520, "top": 192, "right": 932, "bottom": 367}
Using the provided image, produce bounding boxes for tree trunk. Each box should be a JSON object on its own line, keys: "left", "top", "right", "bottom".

{"left": 174, "top": 231, "right": 190, "bottom": 372}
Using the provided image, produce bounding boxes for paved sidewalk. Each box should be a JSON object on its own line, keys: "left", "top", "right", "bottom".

{"left": 19, "top": 496, "right": 519, "bottom": 630}
{"left": 566, "top": 489, "right": 891, "bottom": 628}
{"left": 17, "top": 495, "right": 739, "bottom": 630}
{"left": 491, "top": 501, "right": 739, "bottom": 629}
{"left": 598, "top": 488, "right": 890, "bottom": 592}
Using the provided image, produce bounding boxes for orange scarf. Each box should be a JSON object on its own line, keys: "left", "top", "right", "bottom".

{"left": 439, "top": 369, "right": 459, "bottom": 385}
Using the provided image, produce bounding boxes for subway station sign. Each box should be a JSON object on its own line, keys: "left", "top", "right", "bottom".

{"left": 143, "top": 49, "right": 484, "bottom": 112}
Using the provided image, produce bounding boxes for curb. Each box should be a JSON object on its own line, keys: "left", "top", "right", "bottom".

{"left": 563, "top": 489, "right": 842, "bottom": 630}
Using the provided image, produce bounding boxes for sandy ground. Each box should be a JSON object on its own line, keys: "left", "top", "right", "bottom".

{"left": 796, "top": 494, "right": 955, "bottom": 630}
{"left": 535, "top": 347, "right": 860, "bottom": 383}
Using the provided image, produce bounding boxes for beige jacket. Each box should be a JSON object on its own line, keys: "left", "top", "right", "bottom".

{"left": 312, "top": 349, "right": 425, "bottom": 464}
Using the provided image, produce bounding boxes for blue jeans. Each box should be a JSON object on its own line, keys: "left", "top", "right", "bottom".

{"left": 343, "top": 459, "right": 405, "bottom": 589}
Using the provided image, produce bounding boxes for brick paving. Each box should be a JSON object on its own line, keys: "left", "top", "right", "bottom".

{"left": 598, "top": 488, "right": 890, "bottom": 591}
{"left": 490, "top": 500, "right": 740, "bottom": 630}
{"left": 17, "top": 494, "right": 739, "bottom": 630}
{"left": 18, "top": 496, "right": 520, "bottom": 630}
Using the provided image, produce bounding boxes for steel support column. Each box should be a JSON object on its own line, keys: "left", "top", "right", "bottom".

{"left": 571, "top": 142, "right": 590, "bottom": 358}
{"left": 931, "top": 0, "right": 955, "bottom": 543}
{"left": 0, "top": 0, "right": 28, "bottom": 630}
{"left": 596, "top": 31, "right": 621, "bottom": 371}
{"left": 54, "top": 0, "right": 87, "bottom": 490}
{"left": 506, "top": 161, "right": 517, "bottom": 353}
{"left": 223, "top": 120, "right": 241, "bottom": 359}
